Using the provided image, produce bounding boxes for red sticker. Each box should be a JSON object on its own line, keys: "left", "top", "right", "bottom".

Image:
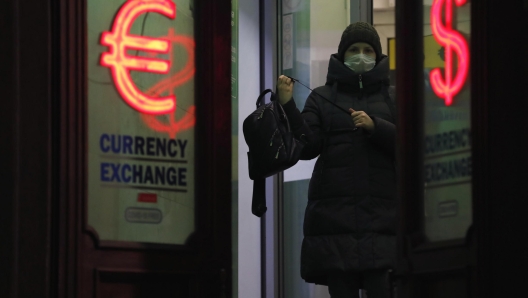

{"left": 138, "top": 193, "right": 158, "bottom": 203}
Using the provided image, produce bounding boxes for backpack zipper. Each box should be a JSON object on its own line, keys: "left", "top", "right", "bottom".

{"left": 257, "top": 107, "right": 267, "bottom": 119}
{"left": 269, "top": 129, "right": 279, "bottom": 146}
{"left": 275, "top": 143, "right": 284, "bottom": 159}
{"left": 257, "top": 105, "right": 273, "bottom": 120}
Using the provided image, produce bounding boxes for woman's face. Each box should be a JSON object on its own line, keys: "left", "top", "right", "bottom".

{"left": 344, "top": 42, "right": 376, "bottom": 60}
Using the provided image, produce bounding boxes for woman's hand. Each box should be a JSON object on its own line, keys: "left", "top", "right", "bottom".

{"left": 277, "top": 75, "right": 294, "bottom": 105}
{"left": 349, "top": 108, "right": 375, "bottom": 132}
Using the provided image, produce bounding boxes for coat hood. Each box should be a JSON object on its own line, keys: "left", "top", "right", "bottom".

{"left": 326, "top": 53, "right": 390, "bottom": 94}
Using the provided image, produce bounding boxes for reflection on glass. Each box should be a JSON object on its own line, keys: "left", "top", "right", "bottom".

{"left": 423, "top": 0, "right": 472, "bottom": 242}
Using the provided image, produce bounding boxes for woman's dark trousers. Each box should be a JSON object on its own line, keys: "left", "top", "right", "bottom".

{"left": 327, "top": 270, "right": 392, "bottom": 298}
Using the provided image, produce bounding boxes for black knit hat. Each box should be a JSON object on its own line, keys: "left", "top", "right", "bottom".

{"left": 337, "top": 21, "right": 382, "bottom": 63}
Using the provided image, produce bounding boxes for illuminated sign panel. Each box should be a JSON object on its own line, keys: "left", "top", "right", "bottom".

{"left": 430, "top": 0, "right": 469, "bottom": 106}
{"left": 88, "top": 0, "right": 196, "bottom": 245}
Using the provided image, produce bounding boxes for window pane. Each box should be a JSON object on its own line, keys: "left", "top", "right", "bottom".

{"left": 423, "top": 0, "right": 472, "bottom": 242}
{"left": 87, "top": 0, "right": 196, "bottom": 244}
{"left": 281, "top": 1, "right": 350, "bottom": 296}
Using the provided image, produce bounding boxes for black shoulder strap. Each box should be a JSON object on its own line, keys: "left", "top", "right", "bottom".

{"left": 286, "top": 76, "right": 350, "bottom": 115}
{"left": 382, "top": 84, "right": 396, "bottom": 122}
{"left": 251, "top": 177, "right": 267, "bottom": 217}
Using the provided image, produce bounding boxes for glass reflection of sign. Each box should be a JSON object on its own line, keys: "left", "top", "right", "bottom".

{"left": 430, "top": 0, "right": 469, "bottom": 106}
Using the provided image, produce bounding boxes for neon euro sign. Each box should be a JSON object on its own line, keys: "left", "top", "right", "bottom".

{"left": 100, "top": 0, "right": 176, "bottom": 115}
{"left": 430, "top": 0, "right": 469, "bottom": 106}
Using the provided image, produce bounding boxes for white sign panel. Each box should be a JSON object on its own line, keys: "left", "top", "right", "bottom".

{"left": 87, "top": 0, "right": 196, "bottom": 245}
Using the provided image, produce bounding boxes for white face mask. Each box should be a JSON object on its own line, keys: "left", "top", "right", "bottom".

{"left": 344, "top": 54, "right": 376, "bottom": 74}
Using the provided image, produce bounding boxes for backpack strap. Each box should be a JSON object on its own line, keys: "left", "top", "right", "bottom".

{"left": 256, "top": 89, "right": 273, "bottom": 108}
{"left": 251, "top": 176, "right": 267, "bottom": 217}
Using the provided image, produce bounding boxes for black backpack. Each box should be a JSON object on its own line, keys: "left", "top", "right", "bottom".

{"left": 242, "top": 80, "right": 396, "bottom": 217}
{"left": 243, "top": 89, "right": 305, "bottom": 217}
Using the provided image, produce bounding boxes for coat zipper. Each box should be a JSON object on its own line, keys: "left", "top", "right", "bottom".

{"left": 358, "top": 74, "right": 364, "bottom": 101}
{"left": 359, "top": 74, "right": 363, "bottom": 89}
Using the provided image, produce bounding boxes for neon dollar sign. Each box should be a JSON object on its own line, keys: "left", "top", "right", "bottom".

{"left": 100, "top": 0, "right": 176, "bottom": 115}
{"left": 430, "top": 0, "right": 469, "bottom": 106}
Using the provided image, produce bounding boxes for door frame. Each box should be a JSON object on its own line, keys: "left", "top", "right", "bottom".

{"left": 394, "top": 0, "right": 474, "bottom": 295}
{"left": 395, "top": 0, "right": 528, "bottom": 297}
{"left": 52, "top": 0, "right": 232, "bottom": 297}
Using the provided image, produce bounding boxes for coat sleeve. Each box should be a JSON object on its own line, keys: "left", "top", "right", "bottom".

{"left": 368, "top": 116, "right": 396, "bottom": 158}
{"left": 281, "top": 93, "right": 324, "bottom": 160}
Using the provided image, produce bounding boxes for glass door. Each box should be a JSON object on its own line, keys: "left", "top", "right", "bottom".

{"left": 277, "top": 1, "right": 396, "bottom": 297}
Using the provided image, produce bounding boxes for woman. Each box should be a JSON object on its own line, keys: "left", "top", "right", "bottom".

{"left": 277, "top": 22, "right": 396, "bottom": 298}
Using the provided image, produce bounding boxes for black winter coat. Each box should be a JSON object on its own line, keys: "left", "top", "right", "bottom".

{"left": 282, "top": 54, "right": 397, "bottom": 285}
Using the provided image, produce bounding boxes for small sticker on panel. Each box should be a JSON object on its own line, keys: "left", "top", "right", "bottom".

{"left": 438, "top": 201, "right": 459, "bottom": 218}
{"left": 125, "top": 207, "right": 162, "bottom": 224}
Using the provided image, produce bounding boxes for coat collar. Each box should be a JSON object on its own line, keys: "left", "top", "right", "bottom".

{"left": 325, "top": 53, "right": 390, "bottom": 94}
